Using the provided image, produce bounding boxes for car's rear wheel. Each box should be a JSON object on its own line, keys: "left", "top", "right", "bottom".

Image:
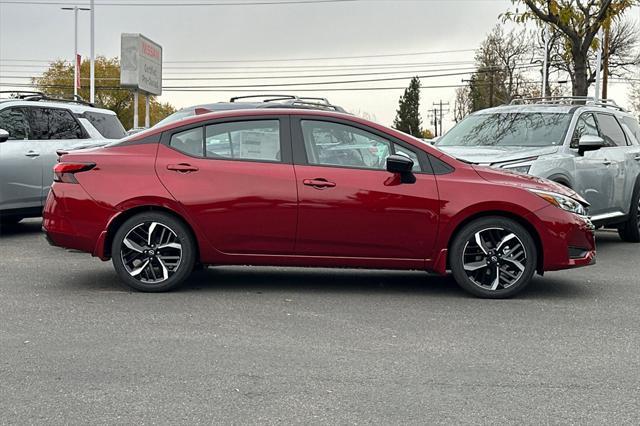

{"left": 111, "top": 212, "right": 196, "bottom": 292}
{"left": 618, "top": 185, "right": 640, "bottom": 243}
{"left": 450, "top": 217, "right": 537, "bottom": 298}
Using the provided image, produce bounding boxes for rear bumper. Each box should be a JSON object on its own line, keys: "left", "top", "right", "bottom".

{"left": 43, "top": 183, "right": 115, "bottom": 257}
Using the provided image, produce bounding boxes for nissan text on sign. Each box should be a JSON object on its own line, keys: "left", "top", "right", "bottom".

{"left": 120, "top": 33, "right": 162, "bottom": 96}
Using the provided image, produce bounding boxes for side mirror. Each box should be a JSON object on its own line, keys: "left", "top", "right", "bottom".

{"left": 0, "top": 129, "right": 9, "bottom": 143}
{"left": 578, "top": 134, "right": 605, "bottom": 154}
{"left": 386, "top": 154, "right": 416, "bottom": 184}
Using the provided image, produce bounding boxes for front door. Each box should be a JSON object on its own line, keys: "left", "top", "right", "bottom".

{"left": 155, "top": 116, "right": 298, "bottom": 256}
{"left": 292, "top": 117, "right": 440, "bottom": 262}
{"left": 0, "top": 106, "right": 42, "bottom": 212}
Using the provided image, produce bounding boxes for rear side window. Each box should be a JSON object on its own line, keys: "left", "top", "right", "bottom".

{"left": 205, "top": 120, "right": 281, "bottom": 162}
{"left": 0, "top": 107, "right": 29, "bottom": 140}
{"left": 170, "top": 127, "right": 204, "bottom": 157}
{"left": 48, "top": 108, "right": 84, "bottom": 139}
{"left": 596, "top": 113, "right": 627, "bottom": 147}
{"left": 83, "top": 112, "right": 126, "bottom": 139}
{"left": 622, "top": 116, "right": 640, "bottom": 144}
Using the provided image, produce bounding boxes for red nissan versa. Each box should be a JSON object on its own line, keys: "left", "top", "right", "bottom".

{"left": 43, "top": 108, "right": 596, "bottom": 298}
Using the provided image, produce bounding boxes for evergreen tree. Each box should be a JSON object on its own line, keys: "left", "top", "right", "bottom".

{"left": 393, "top": 77, "right": 422, "bottom": 137}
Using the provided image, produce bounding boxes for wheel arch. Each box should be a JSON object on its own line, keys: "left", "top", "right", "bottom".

{"left": 102, "top": 205, "right": 201, "bottom": 261}
{"left": 445, "top": 210, "right": 544, "bottom": 275}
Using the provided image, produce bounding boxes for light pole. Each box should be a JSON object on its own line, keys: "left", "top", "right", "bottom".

{"left": 90, "top": 0, "right": 95, "bottom": 104}
{"left": 61, "top": 6, "right": 90, "bottom": 99}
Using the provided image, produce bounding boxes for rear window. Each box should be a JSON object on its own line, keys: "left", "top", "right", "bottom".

{"left": 83, "top": 112, "right": 126, "bottom": 139}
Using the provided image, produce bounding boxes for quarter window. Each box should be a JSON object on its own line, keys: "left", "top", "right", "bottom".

{"left": 0, "top": 107, "right": 29, "bottom": 140}
{"left": 205, "top": 120, "right": 280, "bottom": 162}
{"left": 170, "top": 127, "right": 204, "bottom": 157}
{"left": 301, "top": 120, "right": 392, "bottom": 170}
{"left": 596, "top": 113, "right": 627, "bottom": 147}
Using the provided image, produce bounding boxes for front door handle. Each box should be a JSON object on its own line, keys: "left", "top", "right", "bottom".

{"left": 25, "top": 151, "right": 40, "bottom": 158}
{"left": 634, "top": 155, "right": 640, "bottom": 161}
{"left": 602, "top": 160, "right": 612, "bottom": 166}
{"left": 167, "top": 163, "right": 199, "bottom": 173}
{"left": 303, "top": 178, "right": 336, "bottom": 189}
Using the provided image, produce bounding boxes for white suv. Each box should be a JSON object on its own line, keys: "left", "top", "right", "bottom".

{"left": 0, "top": 92, "right": 126, "bottom": 225}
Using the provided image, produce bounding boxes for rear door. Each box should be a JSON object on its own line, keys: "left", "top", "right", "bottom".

{"left": 155, "top": 116, "right": 298, "bottom": 256}
{"left": 21, "top": 106, "right": 88, "bottom": 204}
{"left": 0, "top": 106, "right": 42, "bottom": 211}
{"left": 291, "top": 116, "right": 440, "bottom": 264}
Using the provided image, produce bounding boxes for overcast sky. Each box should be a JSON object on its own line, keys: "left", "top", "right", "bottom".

{"left": 1, "top": 0, "right": 638, "bottom": 130}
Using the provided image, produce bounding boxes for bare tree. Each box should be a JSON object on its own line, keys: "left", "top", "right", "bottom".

{"left": 453, "top": 86, "right": 472, "bottom": 122}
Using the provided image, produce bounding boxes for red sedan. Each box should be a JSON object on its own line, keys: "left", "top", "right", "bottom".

{"left": 43, "top": 108, "right": 595, "bottom": 298}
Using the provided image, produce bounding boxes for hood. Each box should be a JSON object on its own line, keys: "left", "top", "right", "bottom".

{"left": 473, "top": 165, "right": 588, "bottom": 205}
{"left": 437, "top": 145, "right": 559, "bottom": 165}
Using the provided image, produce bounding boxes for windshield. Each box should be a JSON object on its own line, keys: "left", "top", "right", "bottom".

{"left": 437, "top": 112, "right": 572, "bottom": 147}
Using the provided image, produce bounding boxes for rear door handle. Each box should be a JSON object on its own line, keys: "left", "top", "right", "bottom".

{"left": 602, "top": 160, "right": 612, "bottom": 166}
{"left": 303, "top": 178, "right": 336, "bottom": 189}
{"left": 167, "top": 163, "right": 199, "bottom": 173}
{"left": 634, "top": 155, "right": 640, "bottom": 161}
{"left": 25, "top": 151, "right": 40, "bottom": 158}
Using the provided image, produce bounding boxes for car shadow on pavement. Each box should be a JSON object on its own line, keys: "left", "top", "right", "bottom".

{"left": 0, "top": 219, "right": 42, "bottom": 237}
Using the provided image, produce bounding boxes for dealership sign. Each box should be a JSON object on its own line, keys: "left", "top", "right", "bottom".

{"left": 120, "top": 33, "right": 162, "bottom": 95}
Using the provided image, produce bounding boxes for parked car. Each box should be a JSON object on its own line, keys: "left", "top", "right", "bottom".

{"left": 43, "top": 107, "right": 595, "bottom": 298}
{"left": 0, "top": 92, "right": 126, "bottom": 225}
{"left": 436, "top": 97, "right": 640, "bottom": 242}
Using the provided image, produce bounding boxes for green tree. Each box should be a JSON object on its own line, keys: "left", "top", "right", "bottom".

{"left": 393, "top": 77, "right": 422, "bottom": 137}
{"left": 33, "top": 56, "right": 175, "bottom": 129}
{"left": 504, "top": 0, "right": 639, "bottom": 96}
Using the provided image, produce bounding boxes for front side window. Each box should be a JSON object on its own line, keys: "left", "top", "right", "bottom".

{"left": 394, "top": 143, "right": 421, "bottom": 171}
{"left": 571, "top": 113, "right": 599, "bottom": 148}
{"left": 301, "top": 120, "right": 391, "bottom": 170}
{"left": 24, "top": 107, "right": 50, "bottom": 140}
{"left": 206, "top": 120, "right": 280, "bottom": 161}
{"left": 596, "top": 113, "right": 627, "bottom": 147}
{"left": 170, "top": 127, "right": 204, "bottom": 157}
{"left": 437, "top": 112, "right": 572, "bottom": 147}
{"left": 0, "top": 107, "right": 29, "bottom": 140}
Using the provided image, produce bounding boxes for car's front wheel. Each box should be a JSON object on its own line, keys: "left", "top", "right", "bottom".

{"left": 111, "top": 211, "right": 196, "bottom": 292}
{"left": 618, "top": 185, "right": 640, "bottom": 243}
{"left": 450, "top": 217, "right": 537, "bottom": 298}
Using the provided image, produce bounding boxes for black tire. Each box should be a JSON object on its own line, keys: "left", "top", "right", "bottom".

{"left": 618, "top": 184, "right": 640, "bottom": 243}
{"left": 111, "top": 211, "right": 196, "bottom": 292}
{"left": 450, "top": 217, "right": 537, "bottom": 299}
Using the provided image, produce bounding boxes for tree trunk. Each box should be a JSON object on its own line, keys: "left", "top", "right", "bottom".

{"left": 572, "top": 46, "right": 589, "bottom": 97}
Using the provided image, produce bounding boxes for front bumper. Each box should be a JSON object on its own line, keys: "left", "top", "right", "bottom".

{"left": 529, "top": 206, "right": 596, "bottom": 272}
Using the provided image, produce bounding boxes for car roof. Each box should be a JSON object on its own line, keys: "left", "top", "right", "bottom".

{"left": 121, "top": 107, "right": 436, "bottom": 154}
{"left": 473, "top": 104, "right": 578, "bottom": 114}
{"left": 0, "top": 98, "right": 117, "bottom": 115}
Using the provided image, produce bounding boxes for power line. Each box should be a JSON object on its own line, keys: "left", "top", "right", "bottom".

{"left": 0, "top": 0, "right": 362, "bottom": 6}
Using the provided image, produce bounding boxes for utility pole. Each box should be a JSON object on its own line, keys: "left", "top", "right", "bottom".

{"left": 433, "top": 100, "right": 450, "bottom": 136}
{"left": 61, "top": 6, "right": 90, "bottom": 99}
{"left": 594, "top": 28, "right": 604, "bottom": 102}
{"left": 542, "top": 24, "right": 549, "bottom": 98}
{"left": 602, "top": 26, "right": 610, "bottom": 100}
{"left": 90, "top": 0, "right": 95, "bottom": 103}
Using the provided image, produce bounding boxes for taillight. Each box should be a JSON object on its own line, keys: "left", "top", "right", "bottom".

{"left": 53, "top": 162, "right": 95, "bottom": 183}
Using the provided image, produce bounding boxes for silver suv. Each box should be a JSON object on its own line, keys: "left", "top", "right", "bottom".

{"left": 436, "top": 97, "right": 640, "bottom": 242}
{"left": 0, "top": 92, "right": 126, "bottom": 225}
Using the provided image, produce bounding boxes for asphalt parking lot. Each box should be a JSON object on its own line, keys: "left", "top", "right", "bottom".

{"left": 1, "top": 219, "right": 639, "bottom": 424}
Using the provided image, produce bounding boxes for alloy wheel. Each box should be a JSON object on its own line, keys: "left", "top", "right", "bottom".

{"left": 462, "top": 227, "right": 527, "bottom": 291}
{"left": 120, "top": 221, "right": 183, "bottom": 284}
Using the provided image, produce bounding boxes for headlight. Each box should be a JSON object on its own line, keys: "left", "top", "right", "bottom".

{"left": 528, "top": 189, "right": 587, "bottom": 216}
{"left": 503, "top": 164, "right": 531, "bottom": 174}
